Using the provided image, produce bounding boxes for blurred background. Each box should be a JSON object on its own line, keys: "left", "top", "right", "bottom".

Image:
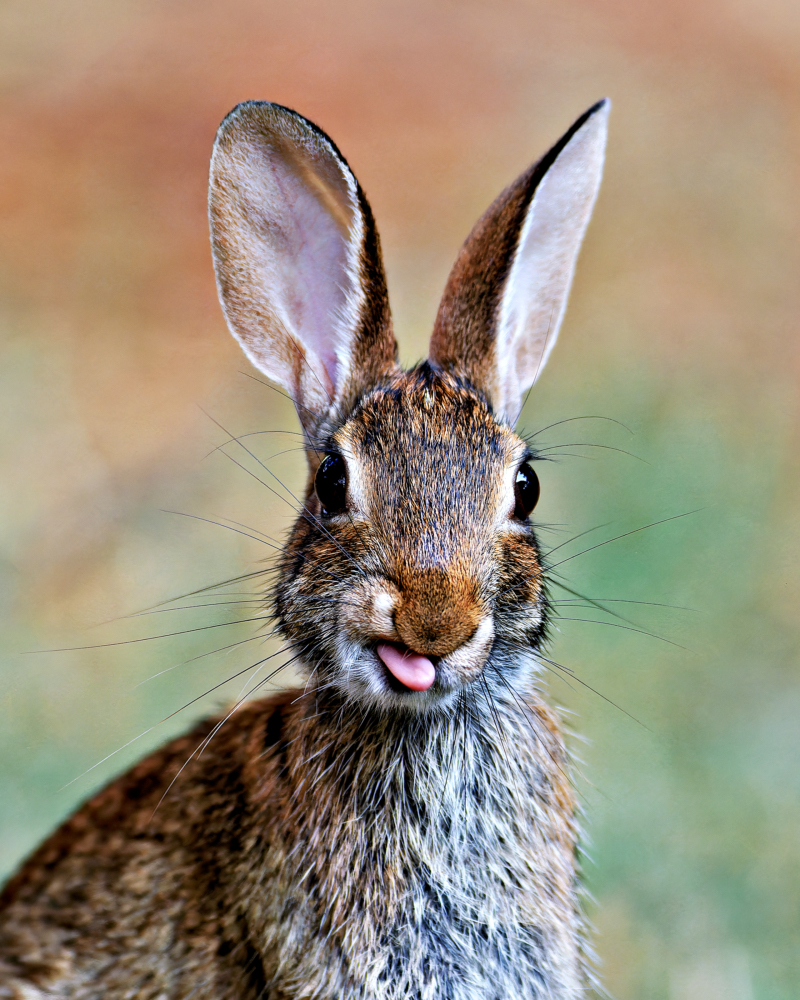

{"left": 1, "top": 1, "right": 798, "bottom": 996}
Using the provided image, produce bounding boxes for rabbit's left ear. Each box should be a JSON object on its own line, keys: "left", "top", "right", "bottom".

{"left": 209, "top": 102, "right": 398, "bottom": 433}
{"left": 429, "top": 99, "right": 609, "bottom": 425}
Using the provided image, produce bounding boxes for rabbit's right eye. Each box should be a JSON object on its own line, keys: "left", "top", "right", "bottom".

{"left": 315, "top": 453, "right": 348, "bottom": 514}
{"left": 514, "top": 461, "right": 540, "bottom": 519}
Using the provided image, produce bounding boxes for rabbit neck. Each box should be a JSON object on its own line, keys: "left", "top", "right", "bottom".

{"left": 246, "top": 674, "right": 588, "bottom": 998}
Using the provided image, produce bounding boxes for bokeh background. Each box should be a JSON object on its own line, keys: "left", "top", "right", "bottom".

{"left": 1, "top": 1, "right": 799, "bottom": 997}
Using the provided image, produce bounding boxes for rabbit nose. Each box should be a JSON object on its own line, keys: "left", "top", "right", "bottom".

{"left": 393, "top": 568, "right": 483, "bottom": 658}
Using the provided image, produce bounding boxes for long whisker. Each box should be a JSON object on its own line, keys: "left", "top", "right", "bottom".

{"left": 497, "top": 516, "right": 660, "bottom": 610}
{"left": 536, "top": 442, "right": 647, "bottom": 463}
{"left": 496, "top": 565, "right": 637, "bottom": 629}
{"left": 208, "top": 448, "right": 349, "bottom": 585}
{"left": 536, "top": 651, "right": 650, "bottom": 730}
{"left": 205, "top": 417, "right": 359, "bottom": 579}
{"left": 552, "top": 615, "right": 690, "bottom": 650}
{"left": 150, "top": 650, "right": 304, "bottom": 819}
{"left": 60, "top": 724, "right": 167, "bottom": 790}
{"left": 60, "top": 642, "right": 287, "bottom": 789}
{"left": 131, "top": 600, "right": 268, "bottom": 617}
{"left": 547, "top": 509, "right": 703, "bottom": 571}
{"left": 533, "top": 451, "right": 595, "bottom": 461}
{"left": 158, "top": 650, "right": 289, "bottom": 726}
{"left": 132, "top": 633, "right": 269, "bottom": 688}
{"left": 543, "top": 522, "right": 612, "bottom": 559}
{"left": 203, "top": 410, "right": 363, "bottom": 575}
{"left": 525, "top": 414, "right": 633, "bottom": 439}
{"left": 219, "top": 516, "right": 287, "bottom": 548}
{"left": 210, "top": 508, "right": 347, "bottom": 595}
{"left": 96, "top": 568, "right": 275, "bottom": 623}
{"left": 551, "top": 597, "right": 699, "bottom": 613}
{"left": 237, "top": 371, "right": 325, "bottom": 444}
{"left": 161, "top": 510, "right": 283, "bottom": 551}
{"left": 546, "top": 577, "right": 643, "bottom": 626}
{"left": 25, "top": 616, "right": 274, "bottom": 654}
{"left": 204, "top": 428, "right": 304, "bottom": 460}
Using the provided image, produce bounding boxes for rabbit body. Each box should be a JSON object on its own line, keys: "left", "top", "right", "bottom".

{"left": 0, "top": 99, "right": 609, "bottom": 999}
{"left": 0, "top": 684, "right": 580, "bottom": 999}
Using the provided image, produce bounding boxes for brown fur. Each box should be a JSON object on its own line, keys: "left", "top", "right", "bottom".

{"left": 0, "top": 681, "right": 577, "bottom": 999}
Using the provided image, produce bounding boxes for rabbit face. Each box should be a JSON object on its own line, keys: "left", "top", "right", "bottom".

{"left": 277, "top": 365, "right": 546, "bottom": 712}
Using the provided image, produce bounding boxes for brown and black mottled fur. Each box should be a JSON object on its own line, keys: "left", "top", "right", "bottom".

{"left": 0, "top": 684, "right": 579, "bottom": 999}
{"left": 0, "top": 100, "right": 608, "bottom": 998}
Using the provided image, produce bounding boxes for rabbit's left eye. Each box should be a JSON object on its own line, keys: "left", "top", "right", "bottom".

{"left": 315, "top": 453, "right": 348, "bottom": 514}
{"left": 514, "top": 462, "right": 540, "bottom": 519}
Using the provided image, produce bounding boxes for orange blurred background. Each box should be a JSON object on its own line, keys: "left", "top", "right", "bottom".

{"left": 1, "top": 2, "right": 799, "bottom": 997}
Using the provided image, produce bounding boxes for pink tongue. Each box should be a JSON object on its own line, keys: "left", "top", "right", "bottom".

{"left": 376, "top": 643, "right": 436, "bottom": 692}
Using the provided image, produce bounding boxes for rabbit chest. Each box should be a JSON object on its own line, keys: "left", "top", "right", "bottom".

{"left": 0, "top": 687, "right": 586, "bottom": 1000}
{"left": 237, "top": 689, "right": 588, "bottom": 1000}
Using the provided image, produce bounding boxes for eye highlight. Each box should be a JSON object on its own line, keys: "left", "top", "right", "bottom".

{"left": 315, "top": 453, "right": 348, "bottom": 514}
{"left": 513, "top": 461, "right": 540, "bottom": 519}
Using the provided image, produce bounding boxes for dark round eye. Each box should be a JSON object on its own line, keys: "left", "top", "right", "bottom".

{"left": 514, "top": 462, "right": 540, "bottom": 519}
{"left": 315, "top": 453, "right": 348, "bottom": 514}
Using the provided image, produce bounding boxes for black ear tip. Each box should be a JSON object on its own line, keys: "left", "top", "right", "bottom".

{"left": 553, "top": 98, "right": 609, "bottom": 151}
{"left": 538, "top": 99, "right": 609, "bottom": 173}
{"left": 587, "top": 97, "right": 611, "bottom": 116}
{"left": 576, "top": 98, "right": 611, "bottom": 132}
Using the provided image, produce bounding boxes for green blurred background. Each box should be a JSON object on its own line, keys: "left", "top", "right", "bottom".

{"left": 1, "top": 1, "right": 798, "bottom": 997}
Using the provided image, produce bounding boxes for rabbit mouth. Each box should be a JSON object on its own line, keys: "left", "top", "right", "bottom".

{"left": 339, "top": 617, "right": 497, "bottom": 708}
{"left": 375, "top": 642, "right": 438, "bottom": 693}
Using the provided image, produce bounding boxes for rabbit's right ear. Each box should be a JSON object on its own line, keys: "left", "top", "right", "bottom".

{"left": 209, "top": 102, "right": 398, "bottom": 434}
{"left": 429, "top": 100, "right": 609, "bottom": 425}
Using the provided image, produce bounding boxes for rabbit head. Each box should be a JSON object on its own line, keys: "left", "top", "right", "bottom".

{"left": 209, "top": 100, "right": 608, "bottom": 711}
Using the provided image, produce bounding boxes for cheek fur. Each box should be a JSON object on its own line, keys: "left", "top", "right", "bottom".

{"left": 494, "top": 533, "right": 544, "bottom": 606}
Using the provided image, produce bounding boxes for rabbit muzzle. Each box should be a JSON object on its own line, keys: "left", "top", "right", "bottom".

{"left": 335, "top": 572, "right": 496, "bottom": 705}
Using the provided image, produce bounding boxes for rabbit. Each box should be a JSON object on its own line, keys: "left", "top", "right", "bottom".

{"left": 0, "top": 97, "right": 609, "bottom": 1000}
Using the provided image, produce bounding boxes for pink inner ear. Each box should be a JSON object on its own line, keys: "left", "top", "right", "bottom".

{"left": 494, "top": 103, "right": 609, "bottom": 423}
{"left": 210, "top": 105, "right": 366, "bottom": 418}
{"left": 267, "top": 163, "right": 350, "bottom": 392}
{"left": 254, "top": 143, "right": 362, "bottom": 400}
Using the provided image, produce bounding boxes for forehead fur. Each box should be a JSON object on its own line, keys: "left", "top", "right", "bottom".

{"left": 335, "top": 365, "right": 523, "bottom": 561}
{"left": 343, "top": 364, "right": 515, "bottom": 460}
